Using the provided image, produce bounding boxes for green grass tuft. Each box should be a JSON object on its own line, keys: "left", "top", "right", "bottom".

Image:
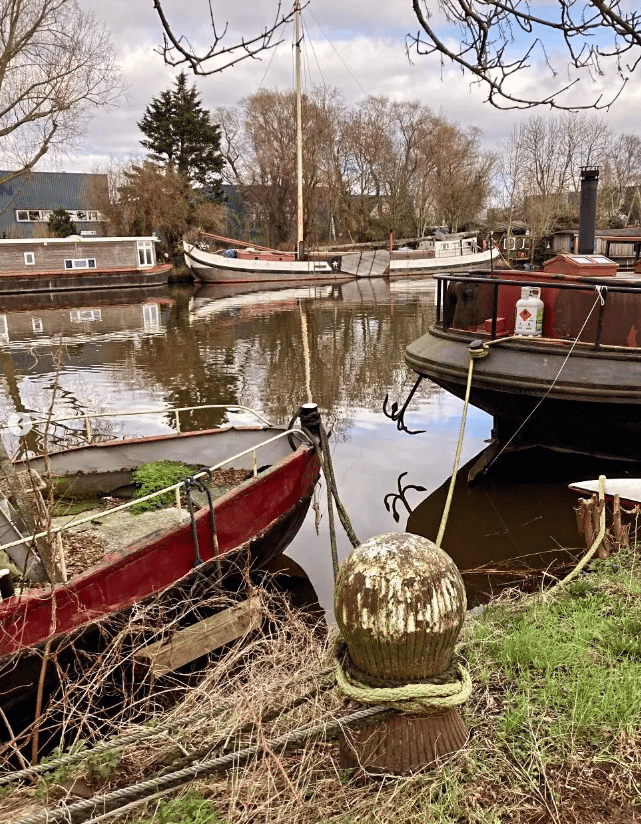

{"left": 130, "top": 460, "right": 196, "bottom": 513}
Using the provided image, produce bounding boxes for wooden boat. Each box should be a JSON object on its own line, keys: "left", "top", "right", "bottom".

{"left": 0, "top": 404, "right": 322, "bottom": 735}
{"left": 183, "top": 233, "right": 345, "bottom": 284}
{"left": 361, "top": 234, "right": 499, "bottom": 278}
{"left": 405, "top": 258, "right": 641, "bottom": 474}
{"left": 185, "top": 232, "right": 501, "bottom": 283}
{"left": 0, "top": 235, "right": 172, "bottom": 293}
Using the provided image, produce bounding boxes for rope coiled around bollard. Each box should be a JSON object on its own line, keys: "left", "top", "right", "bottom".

{"left": 332, "top": 636, "right": 472, "bottom": 715}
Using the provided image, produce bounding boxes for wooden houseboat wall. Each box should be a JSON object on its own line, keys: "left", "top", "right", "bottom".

{"left": 552, "top": 229, "right": 641, "bottom": 269}
{"left": 0, "top": 236, "right": 172, "bottom": 293}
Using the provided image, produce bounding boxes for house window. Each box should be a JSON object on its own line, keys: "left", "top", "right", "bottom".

{"left": 32, "top": 317, "right": 43, "bottom": 333}
{"left": 137, "top": 240, "right": 154, "bottom": 266}
{"left": 24, "top": 252, "right": 35, "bottom": 265}
{"left": 64, "top": 258, "right": 97, "bottom": 270}
{"left": 15, "top": 209, "right": 105, "bottom": 223}
{"left": 70, "top": 309, "right": 102, "bottom": 323}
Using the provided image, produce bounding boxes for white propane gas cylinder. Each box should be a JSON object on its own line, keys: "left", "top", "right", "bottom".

{"left": 514, "top": 286, "right": 543, "bottom": 336}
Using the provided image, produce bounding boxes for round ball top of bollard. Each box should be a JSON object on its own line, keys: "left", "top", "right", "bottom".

{"left": 334, "top": 532, "right": 466, "bottom": 681}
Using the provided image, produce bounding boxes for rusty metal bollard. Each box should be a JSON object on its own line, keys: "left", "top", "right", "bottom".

{"left": 333, "top": 532, "right": 470, "bottom": 774}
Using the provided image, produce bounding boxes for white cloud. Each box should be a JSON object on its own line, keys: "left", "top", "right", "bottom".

{"left": 51, "top": 0, "right": 641, "bottom": 172}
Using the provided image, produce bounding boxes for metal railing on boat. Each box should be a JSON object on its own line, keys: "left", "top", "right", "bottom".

{"left": 434, "top": 271, "right": 641, "bottom": 349}
{"left": 0, "top": 427, "right": 315, "bottom": 567}
{"left": 0, "top": 404, "right": 274, "bottom": 445}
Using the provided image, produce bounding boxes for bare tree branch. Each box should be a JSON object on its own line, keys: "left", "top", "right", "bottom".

{"left": 151, "top": 0, "right": 301, "bottom": 75}
{"left": 0, "top": 0, "right": 124, "bottom": 177}
{"left": 408, "top": 0, "right": 641, "bottom": 109}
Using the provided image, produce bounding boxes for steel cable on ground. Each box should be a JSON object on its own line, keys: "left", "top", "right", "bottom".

{"left": 13, "top": 705, "right": 393, "bottom": 824}
{"left": 0, "top": 665, "right": 334, "bottom": 787}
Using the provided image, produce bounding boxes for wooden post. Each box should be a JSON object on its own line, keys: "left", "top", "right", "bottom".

{"left": 334, "top": 532, "right": 468, "bottom": 774}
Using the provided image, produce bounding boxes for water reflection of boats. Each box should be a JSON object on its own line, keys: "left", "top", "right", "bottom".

{"left": 388, "top": 276, "right": 437, "bottom": 296}
{"left": 405, "top": 447, "right": 641, "bottom": 604}
{"left": 188, "top": 281, "right": 343, "bottom": 320}
{"left": 0, "top": 290, "right": 173, "bottom": 347}
{"left": 334, "top": 278, "right": 392, "bottom": 303}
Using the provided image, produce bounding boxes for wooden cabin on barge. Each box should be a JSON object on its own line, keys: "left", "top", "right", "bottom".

{"left": 0, "top": 236, "right": 172, "bottom": 293}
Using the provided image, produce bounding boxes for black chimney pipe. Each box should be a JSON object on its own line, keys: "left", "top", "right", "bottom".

{"left": 577, "top": 166, "right": 599, "bottom": 255}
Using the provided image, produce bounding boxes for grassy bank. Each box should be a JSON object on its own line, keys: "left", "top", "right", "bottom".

{"left": 3, "top": 550, "right": 641, "bottom": 824}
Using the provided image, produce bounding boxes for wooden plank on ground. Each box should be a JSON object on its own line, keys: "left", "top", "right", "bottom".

{"left": 135, "top": 597, "right": 262, "bottom": 676}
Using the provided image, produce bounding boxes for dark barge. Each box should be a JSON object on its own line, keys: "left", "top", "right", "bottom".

{"left": 405, "top": 257, "right": 641, "bottom": 474}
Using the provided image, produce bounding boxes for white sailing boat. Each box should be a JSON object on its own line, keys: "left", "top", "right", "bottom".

{"left": 183, "top": 2, "right": 345, "bottom": 285}
{"left": 183, "top": 3, "right": 499, "bottom": 283}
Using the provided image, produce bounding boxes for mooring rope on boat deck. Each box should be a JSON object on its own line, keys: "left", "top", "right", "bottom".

{"left": 13, "top": 705, "right": 393, "bottom": 824}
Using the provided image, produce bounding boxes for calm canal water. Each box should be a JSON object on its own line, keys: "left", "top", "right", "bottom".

{"left": 1, "top": 277, "right": 637, "bottom": 615}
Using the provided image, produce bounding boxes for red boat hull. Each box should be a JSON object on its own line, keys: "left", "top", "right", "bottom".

{"left": 0, "top": 442, "right": 319, "bottom": 736}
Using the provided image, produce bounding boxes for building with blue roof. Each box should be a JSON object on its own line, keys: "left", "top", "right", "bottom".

{"left": 0, "top": 171, "right": 108, "bottom": 239}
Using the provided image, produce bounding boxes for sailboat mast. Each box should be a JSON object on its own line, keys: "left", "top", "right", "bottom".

{"left": 295, "top": 0, "right": 304, "bottom": 259}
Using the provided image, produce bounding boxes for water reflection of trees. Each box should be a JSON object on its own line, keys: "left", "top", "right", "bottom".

{"left": 136, "top": 284, "right": 443, "bottom": 437}
{"left": 0, "top": 283, "right": 444, "bottom": 439}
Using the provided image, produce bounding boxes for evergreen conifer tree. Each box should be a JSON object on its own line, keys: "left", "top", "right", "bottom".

{"left": 138, "top": 73, "right": 224, "bottom": 200}
{"left": 48, "top": 208, "right": 77, "bottom": 237}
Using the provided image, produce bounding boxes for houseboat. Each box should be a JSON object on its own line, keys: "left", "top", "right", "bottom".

{"left": 402, "top": 166, "right": 641, "bottom": 477}
{"left": 0, "top": 236, "right": 172, "bottom": 293}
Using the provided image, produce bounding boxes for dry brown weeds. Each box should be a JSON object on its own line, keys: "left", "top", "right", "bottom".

{"left": 2, "top": 583, "right": 641, "bottom": 824}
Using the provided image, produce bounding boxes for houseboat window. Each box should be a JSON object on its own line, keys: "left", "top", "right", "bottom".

{"left": 32, "top": 317, "right": 43, "bottom": 333}
{"left": 16, "top": 211, "right": 29, "bottom": 221}
{"left": 142, "top": 303, "right": 160, "bottom": 330}
{"left": 64, "top": 258, "right": 97, "bottom": 269}
{"left": 24, "top": 252, "right": 35, "bottom": 265}
{"left": 137, "top": 240, "right": 154, "bottom": 266}
{"left": 70, "top": 309, "right": 102, "bottom": 323}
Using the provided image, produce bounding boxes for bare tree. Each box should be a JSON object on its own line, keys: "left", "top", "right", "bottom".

{"left": 99, "top": 160, "right": 224, "bottom": 255}
{"left": 408, "top": 0, "right": 641, "bottom": 110}
{"left": 0, "top": 0, "right": 123, "bottom": 183}
{"left": 600, "top": 134, "right": 641, "bottom": 225}
{"left": 152, "top": 0, "right": 297, "bottom": 75}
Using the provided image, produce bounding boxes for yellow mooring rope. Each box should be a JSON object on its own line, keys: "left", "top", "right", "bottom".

{"left": 436, "top": 341, "right": 489, "bottom": 547}
{"left": 331, "top": 635, "right": 472, "bottom": 715}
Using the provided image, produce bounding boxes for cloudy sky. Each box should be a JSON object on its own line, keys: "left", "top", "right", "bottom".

{"left": 54, "top": 0, "right": 641, "bottom": 173}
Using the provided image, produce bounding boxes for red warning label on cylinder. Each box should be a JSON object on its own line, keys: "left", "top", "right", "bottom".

{"left": 519, "top": 309, "right": 532, "bottom": 321}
